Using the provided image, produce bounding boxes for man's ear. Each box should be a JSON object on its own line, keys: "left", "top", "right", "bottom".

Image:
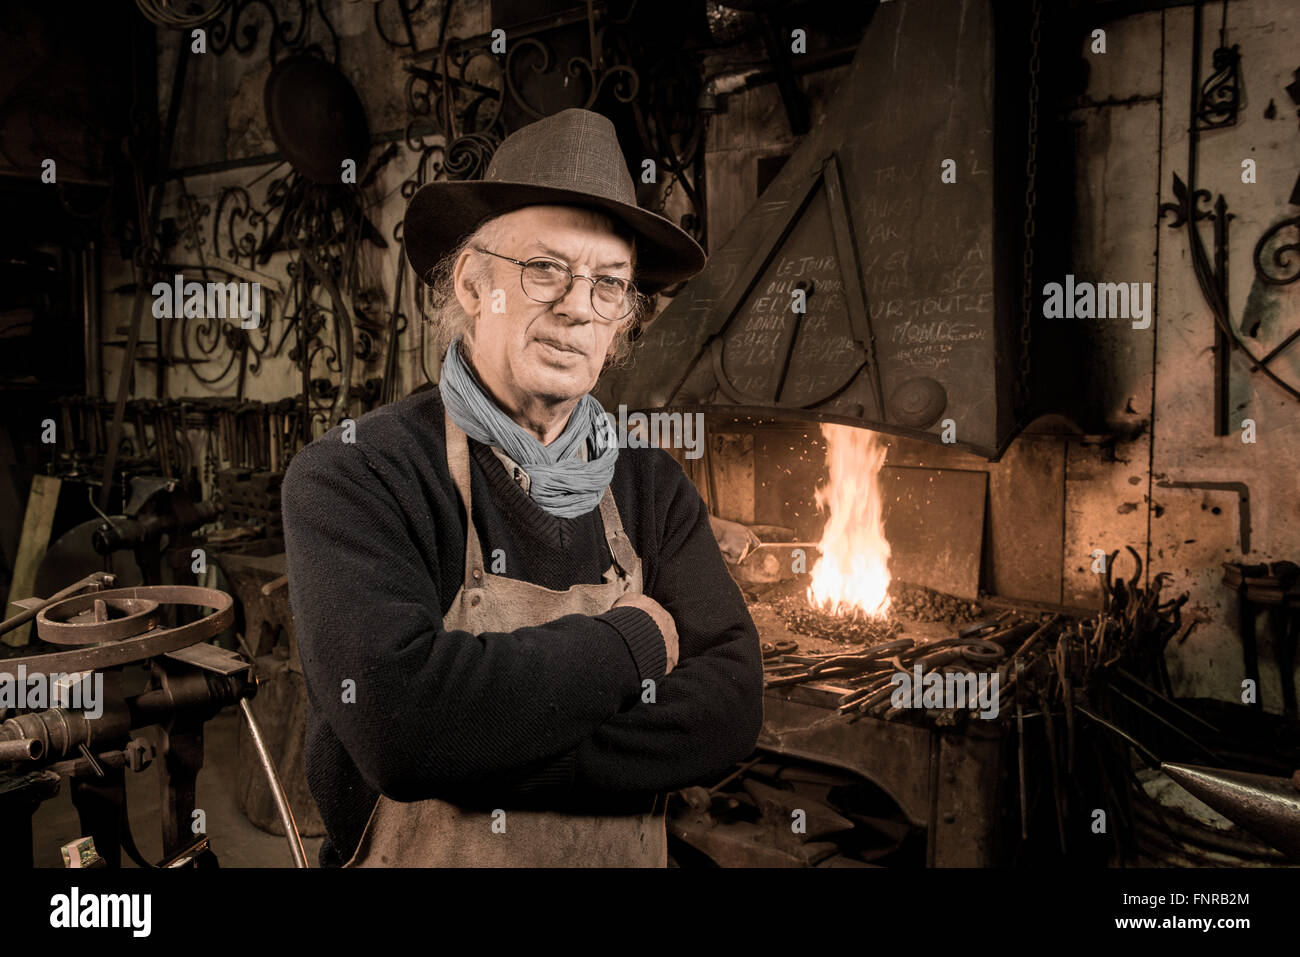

{"left": 452, "top": 249, "right": 482, "bottom": 317}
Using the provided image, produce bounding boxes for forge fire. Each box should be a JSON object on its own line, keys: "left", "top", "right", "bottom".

{"left": 807, "top": 423, "right": 893, "bottom": 621}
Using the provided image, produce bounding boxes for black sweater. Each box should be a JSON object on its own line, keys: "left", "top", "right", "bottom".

{"left": 280, "top": 388, "right": 764, "bottom": 866}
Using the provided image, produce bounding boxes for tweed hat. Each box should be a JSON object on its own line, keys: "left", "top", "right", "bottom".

{"left": 403, "top": 108, "right": 706, "bottom": 296}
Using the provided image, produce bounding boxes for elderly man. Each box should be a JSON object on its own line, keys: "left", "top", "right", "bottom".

{"left": 281, "top": 109, "right": 764, "bottom": 867}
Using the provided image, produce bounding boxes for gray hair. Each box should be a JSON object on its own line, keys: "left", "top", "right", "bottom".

{"left": 421, "top": 210, "right": 649, "bottom": 370}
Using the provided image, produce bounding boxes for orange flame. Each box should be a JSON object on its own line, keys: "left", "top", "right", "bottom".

{"left": 806, "top": 423, "right": 892, "bottom": 619}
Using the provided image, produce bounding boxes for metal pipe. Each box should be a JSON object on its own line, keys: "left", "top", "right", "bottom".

{"left": 239, "top": 698, "right": 309, "bottom": 868}
{"left": 0, "top": 738, "right": 43, "bottom": 762}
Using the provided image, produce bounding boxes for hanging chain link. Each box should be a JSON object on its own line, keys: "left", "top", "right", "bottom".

{"left": 1018, "top": 0, "right": 1042, "bottom": 413}
{"left": 656, "top": 171, "right": 678, "bottom": 215}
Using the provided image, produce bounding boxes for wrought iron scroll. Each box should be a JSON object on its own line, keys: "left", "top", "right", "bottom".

{"left": 503, "top": 38, "right": 639, "bottom": 120}
{"left": 1253, "top": 215, "right": 1300, "bottom": 287}
{"left": 1196, "top": 1, "right": 1240, "bottom": 130}
{"left": 1197, "top": 43, "right": 1240, "bottom": 130}
{"left": 403, "top": 44, "right": 506, "bottom": 182}
{"left": 209, "top": 0, "right": 339, "bottom": 64}
{"left": 213, "top": 185, "right": 272, "bottom": 270}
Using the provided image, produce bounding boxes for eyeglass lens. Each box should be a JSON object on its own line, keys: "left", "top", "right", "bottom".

{"left": 520, "top": 260, "right": 633, "bottom": 320}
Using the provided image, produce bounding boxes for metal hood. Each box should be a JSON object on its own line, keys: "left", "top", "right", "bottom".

{"left": 597, "top": 0, "right": 1029, "bottom": 458}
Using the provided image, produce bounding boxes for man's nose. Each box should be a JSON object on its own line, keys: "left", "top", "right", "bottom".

{"left": 551, "top": 278, "right": 596, "bottom": 323}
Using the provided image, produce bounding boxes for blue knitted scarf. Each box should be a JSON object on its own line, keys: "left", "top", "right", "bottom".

{"left": 438, "top": 338, "right": 618, "bottom": 518}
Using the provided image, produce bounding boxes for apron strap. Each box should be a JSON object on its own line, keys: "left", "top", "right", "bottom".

{"left": 597, "top": 489, "right": 638, "bottom": 579}
{"left": 444, "top": 410, "right": 486, "bottom": 592}
{"left": 445, "top": 408, "right": 638, "bottom": 586}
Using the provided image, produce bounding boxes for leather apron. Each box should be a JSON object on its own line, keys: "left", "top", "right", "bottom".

{"left": 343, "top": 410, "right": 667, "bottom": 867}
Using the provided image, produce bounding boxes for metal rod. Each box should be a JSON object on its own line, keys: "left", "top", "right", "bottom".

{"left": 1113, "top": 667, "right": 1222, "bottom": 732}
{"left": 1077, "top": 705, "right": 1161, "bottom": 764}
{"left": 1012, "top": 614, "right": 1060, "bottom": 662}
{"left": 706, "top": 754, "right": 767, "bottom": 795}
{"left": 1106, "top": 683, "right": 1223, "bottom": 761}
{"left": 0, "top": 573, "right": 115, "bottom": 638}
{"left": 239, "top": 698, "right": 309, "bottom": 868}
{"left": 1250, "top": 326, "right": 1300, "bottom": 370}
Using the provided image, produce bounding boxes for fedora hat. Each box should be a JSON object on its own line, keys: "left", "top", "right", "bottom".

{"left": 403, "top": 108, "right": 706, "bottom": 296}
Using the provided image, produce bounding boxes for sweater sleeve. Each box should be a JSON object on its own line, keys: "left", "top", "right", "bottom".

{"left": 566, "top": 455, "right": 765, "bottom": 793}
{"left": 281, "top": 436, "right": 662, "bottom": 802}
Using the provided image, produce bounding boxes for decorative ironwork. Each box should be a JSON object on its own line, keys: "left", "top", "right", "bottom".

{"left": 161, "top": 148, "right": 392, "bottom": 431}
{"left": 404, "top": 0, "right": 501, "bottom": 124}
{"left": 1196, "top": 3, "right": 1240, "bottom": 130}
{"left": 210, "top": 0, "right": 339, "bottom": 64}
{"left": 1160, "top": 0, "right": 1299, "bottom": 415}
{"left": 503, "top": 37, "right": 639, "bottom": 119}
{"left": 404, "top": 45, "right": 506, "bottom": 181}
{"left": 1253, "top": 215, "right": 1300, "bottom": 287}
{"left": 1160, "top": 176, "right": 1235, "bottom": 435}
{"left": 1158, "top": 176, "right": 1218, "bottom": 231}
{"left": 213, "top": 185, "right": 273, "bottom": 269}
{"left": 1197, "top": 43, "right": 1240, "bottom": 129}
{"left": 135, "top": 0, "right": 231, "bottom": 31}
{"left": 179, "top": 193, "right": 211, "bottom": 253}
{"left": 1161, "top": 174, "right": 1300, "bottom": 404}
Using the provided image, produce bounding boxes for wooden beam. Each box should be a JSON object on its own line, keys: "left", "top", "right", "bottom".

{"left": 3, "top": 475, "right": 61, "bottom": 647}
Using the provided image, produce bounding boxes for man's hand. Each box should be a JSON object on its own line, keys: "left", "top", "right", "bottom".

{"left": 612, "top": 591, "right": 680, "bottom": 675}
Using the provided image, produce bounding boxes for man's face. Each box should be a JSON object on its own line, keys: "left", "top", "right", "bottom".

{"left": 455, "top": 205, "right": 635, "bottom": 408}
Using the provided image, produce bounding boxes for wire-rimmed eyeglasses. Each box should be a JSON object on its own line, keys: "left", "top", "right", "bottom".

{"left": 473, "top": 246, "right": 639, "bottom": 322}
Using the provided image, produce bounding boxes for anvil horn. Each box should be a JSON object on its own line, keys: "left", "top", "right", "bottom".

{"left": 1161, "top": 762, "right": 1300, "bottom": 861}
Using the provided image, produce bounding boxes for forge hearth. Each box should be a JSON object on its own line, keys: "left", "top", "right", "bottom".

{"left": 746, "top": 576, "right": 986, "bottom": 650}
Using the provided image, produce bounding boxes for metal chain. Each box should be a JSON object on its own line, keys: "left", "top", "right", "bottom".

{"left": 656, "top": 171, "right": 678, "bottom": 214}
{"left": 1018, "top": 0, "right": 1042, "bottom": 413}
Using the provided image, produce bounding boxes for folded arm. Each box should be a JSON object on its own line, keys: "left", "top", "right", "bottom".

{"left": 519, "top": 458, "right": 765, "bottom": 797}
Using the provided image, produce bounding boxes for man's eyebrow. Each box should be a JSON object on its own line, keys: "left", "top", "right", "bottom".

{"left": 532, "top": 242, "right": 630, "bottom": 272}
